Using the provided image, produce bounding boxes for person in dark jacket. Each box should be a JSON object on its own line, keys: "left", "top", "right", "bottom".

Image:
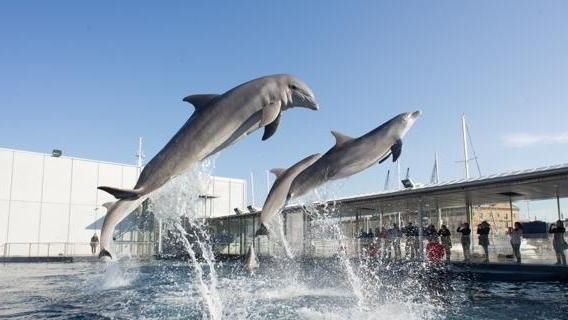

{"left": 477, "top": 221, "right": 491, "bottom": 262}
{"left": 549, "top": 220, "right": 567, "bottom": 265}
{"left": 438, "top": 225, "right": 452, "bottom": 261}
{"left": 456, "top": 222, "right": 471, "bottom": 261}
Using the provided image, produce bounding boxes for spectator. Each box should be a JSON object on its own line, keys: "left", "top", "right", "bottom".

{"left": 549, "top": 220, "right": 567, "bottom": 266}
{"left": 456, "top": 222, "right": 471, "bottom": 261}
{"left": 90, "top": 233, "right": 99, "bottom": 255}
{"left": 507, "top": 222, "right": 523, "bottom": 263}
{"left": 426, "top": 237, "right": 446, "bottom": 264}
{"left": 477, "top": 221, "right": 491, "bottom": 262}
{"left": 438, "top": 224, "right": 452, "bottom": 261}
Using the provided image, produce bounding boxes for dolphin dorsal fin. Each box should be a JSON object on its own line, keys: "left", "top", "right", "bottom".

{"left": 270, "top": 168, "right": 286, "bottom": 178}
{"left": 331, "top": 131, "right": 354, "bottom": 147}
{"left": 182, "top": 94, "right": 220, "bottom": 110}
{"left": 102, "top": 202, "right": 115, "bottom": 210}
{"left": 391, "top": 139, "right": 403, "bottom": 162}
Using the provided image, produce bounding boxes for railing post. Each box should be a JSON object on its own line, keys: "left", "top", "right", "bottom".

{"left": 47, "top": 243, "right": 50, "bottom": 257}
{"left": 29, "top": 243, "right": 32, "bottom": 257}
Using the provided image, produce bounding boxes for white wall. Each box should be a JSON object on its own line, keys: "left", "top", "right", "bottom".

{"left": 0, "top": 148, "right": 139, "bottom": 255}
{"left": 209, "top": 177, "right": 247, "bottom": 218}
{"left": 0, "top": 147, "right": 247, "bottom": 256}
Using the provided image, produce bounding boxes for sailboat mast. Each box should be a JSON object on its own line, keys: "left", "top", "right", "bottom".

{"left": 461, "top": 114, "right": 470, "bottom": 179}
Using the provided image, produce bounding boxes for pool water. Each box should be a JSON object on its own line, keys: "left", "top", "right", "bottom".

{"left": 0, "top": 258, "right": 567, "bottom": 320}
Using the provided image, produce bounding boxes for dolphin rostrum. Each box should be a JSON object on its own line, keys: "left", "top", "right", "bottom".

{"left": 287, "top": 111, "right": 421, "bottom": 201}
{"left": 97, "top": 74, "right": 319, "bottom": 259}
{"left": 244, "top": 243, "right": 259, "bottom": 272}
{"left": 255, "top": 153, "right": 322, "bottom": 236}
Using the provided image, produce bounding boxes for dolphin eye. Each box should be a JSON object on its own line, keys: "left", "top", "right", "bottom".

{"left": 290, "top": 84, "right": 298, "bottom": 90}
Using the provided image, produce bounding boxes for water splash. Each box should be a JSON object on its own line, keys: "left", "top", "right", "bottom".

{"left": 149, "top": 158, "right": 223, "bottom": 320}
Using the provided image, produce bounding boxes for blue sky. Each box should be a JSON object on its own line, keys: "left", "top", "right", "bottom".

{"left": 1, "top": 1, "right": 568, "bottom": 219}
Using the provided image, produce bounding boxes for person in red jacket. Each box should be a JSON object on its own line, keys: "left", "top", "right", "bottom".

{"left": 426, "top": 236, "right": 446, "bottom": 263}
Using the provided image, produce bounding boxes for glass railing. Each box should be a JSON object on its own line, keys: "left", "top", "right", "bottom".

{"left": 208, "top": 232, "right": 567, "bottom": 265}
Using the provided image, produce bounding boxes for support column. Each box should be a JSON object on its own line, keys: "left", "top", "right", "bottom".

{"left": 418, "top": 198, "right": 424, "bottom": 261}
{"left": 509, "top": 197, "right": 514, "bottom": 228}
{"left": 465, "top": 199, "right": 473, "bottom": 253}
{"left": 557, "top": 191, "right": 562, "bottom": 221}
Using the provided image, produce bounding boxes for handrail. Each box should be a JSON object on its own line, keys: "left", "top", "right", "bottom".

{"left": 1, "top": 241, "right": 156, "bottom": 258}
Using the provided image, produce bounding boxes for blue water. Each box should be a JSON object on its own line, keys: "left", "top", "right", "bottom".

{"left": 1, "top": 259, "right": 567, "bottom": 320}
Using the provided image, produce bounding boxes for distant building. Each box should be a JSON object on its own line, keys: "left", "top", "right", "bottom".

{"left": 0, "top": 147, "right": 246, "bottom": 257}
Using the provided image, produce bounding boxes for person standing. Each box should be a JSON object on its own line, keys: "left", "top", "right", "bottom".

{"left": 507, "top": 222, "right": 523, "bottom": 263}
{"left": 90, "top": 233, "right": 99, "bottom": 255}
{"left": 425, "top": 236, "right": 446, "bottom": 264}
{"left": 549, "top": 220, "right": 567, "bottom": 266}
{"left": 457, "top": 222, "right": 471, "bottom": 261}
{"left": 477, "top": 221, "right": 491, "bottom": 262}
{"left": 438, "top": 225, "right": 452, "bottom": 262}
{"left": 392, "top": 223, "right": 402, "bottom": 260}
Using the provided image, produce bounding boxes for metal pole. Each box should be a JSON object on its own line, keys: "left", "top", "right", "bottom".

{"left": 557, "top": 192, "right": 561, "bottom": 221}
{"left": 462, "top": 114, "right": 470, "bottom": 179}
{"left": 250, "top": 172, "right": 255, "bottom": 207}
{"left": 157, "top": 219, "right": 163, "bottom": 254}
{"left": 466, "top": 200, "right": 473, "bottom": 253}
{"left": 509, "top": 197, "right": 514, "bottom": 228}
{"left": 418, "top": 199, "right": 424, "bottom": 261}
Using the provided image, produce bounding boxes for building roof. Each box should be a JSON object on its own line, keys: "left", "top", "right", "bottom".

{"left": 209, "top": 163, "right": 568, "bottom": 221}
{"left": 284, "top": 163, "right": 568, "bottom": 218}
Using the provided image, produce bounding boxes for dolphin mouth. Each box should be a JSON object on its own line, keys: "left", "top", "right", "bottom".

{"left": 411, "top": 110, "right": 421, "bottom": 118}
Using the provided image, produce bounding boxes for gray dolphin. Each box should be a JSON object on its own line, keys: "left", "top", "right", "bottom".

{"left": 287, "top": 111, "right": 421, "bottom": 201}
{"left": 97, "top": 74, "right": 319, "bottom": 259}
{"left": 244, "top": 243, "right": 259, "bottom": 272}
{"left": 255, "top": 153, "right": 322, "bottom": 236}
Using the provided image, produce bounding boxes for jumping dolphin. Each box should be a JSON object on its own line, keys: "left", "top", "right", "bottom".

{"left": 97, "top": 74, "right": 319, "bottom": 259}
{"left": 255, "top": 153, "right": 322, "bottom": 236}
{"left": 244, "top": 243, "right": 259, "bottom": 272}
{"left": 287, "top": 111, "right": 421, "bottom": 201}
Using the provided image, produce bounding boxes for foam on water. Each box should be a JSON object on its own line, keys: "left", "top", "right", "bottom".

{"left": 88, "top": 261, "right": 136, "bottom": 291}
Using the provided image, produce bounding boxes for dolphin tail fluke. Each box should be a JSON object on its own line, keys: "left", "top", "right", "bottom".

{"left": 98, "top": 249, "right": 112, "bottom": 260}
{"left": 255, "top": 224, "right": 269, "bottom": 237}
{"left": 98, "top": 186, "right": 140, "bottom": 200}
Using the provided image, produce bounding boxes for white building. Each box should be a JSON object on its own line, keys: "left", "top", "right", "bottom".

{"left": 0, "top": 147, "right": 246, "bottom": 257}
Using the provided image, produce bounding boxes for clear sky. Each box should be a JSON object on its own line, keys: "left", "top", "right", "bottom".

{"left": 1, "top": 1, "right": 567, "bottom": 220}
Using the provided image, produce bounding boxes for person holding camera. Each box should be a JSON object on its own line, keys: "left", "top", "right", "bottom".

{"left": 456, "top": 222, "right": 471, "bottom": 261}
{"left": 549, "top": 220, "right": 567, "bottom": 265}
{"left": 506, "top": 222, "right": 523, "bottom": 263}
{"left": 477, "top": 221, "right": 491, "bottom": 262}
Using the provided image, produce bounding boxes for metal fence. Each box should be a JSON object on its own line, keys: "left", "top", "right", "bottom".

{"left": 1, "top": 241, "right": 156, "bottom": 258}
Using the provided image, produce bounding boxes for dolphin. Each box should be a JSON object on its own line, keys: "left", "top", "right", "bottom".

{"left": 287, "top": 111, "right": 421, "bottom": 201}
{"left": 255, "top": 153, "right": 322, "bottom": 236}
{"left": 244, "top": 243, "right": 259, "bottom": 272}
{"left": 97, "top": 74, "right": 319, "bottom": 259}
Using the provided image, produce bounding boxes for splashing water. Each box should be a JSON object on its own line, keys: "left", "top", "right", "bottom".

{"left": 149, "top": 158, "right": 223, "bottom": 320}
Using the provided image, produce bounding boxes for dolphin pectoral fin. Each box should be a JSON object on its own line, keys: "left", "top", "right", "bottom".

{"left": 99, "top": 249, "right": 112, "bottom": 260}
{"left": 391, "top": 139, "right": 403, "bottom": 162}
{"left": 260, "top": 100, "right": 281, "bottom": 128}
{"left": 98, "top": 186, "right": 140, "bottom": 200}
{"left": 261, "top": 111, "right": 281, "bottom": 141}
{"left": 378, "top": 150, "right": 392, "bottom": 164}
{"left": 182, "top": 94, "right": 219, "bottom": 110}
{"left": 255, "top": 224, "right": 270, "bottom": 236}
{"left": 331, "top": 131, "right": 354, "bottom": 147}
